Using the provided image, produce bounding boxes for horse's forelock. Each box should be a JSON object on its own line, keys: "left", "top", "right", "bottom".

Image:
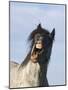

{"left": 28, "top": 24, "right": 50, "bottom": 41}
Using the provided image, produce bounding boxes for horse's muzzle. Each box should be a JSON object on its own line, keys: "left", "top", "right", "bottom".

{"left": 30, "top": 43, "right": 43, "bottom": 63}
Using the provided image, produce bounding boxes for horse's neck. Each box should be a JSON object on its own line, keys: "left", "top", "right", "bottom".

{"left": 25, "top": 60, "right": 40, "bottom": 76}
{"left": 21, "top": 60, "right": 40, "bottom": 85}
{"left": 25, "top": 60, "right": 48, "bottom": 80}
{"left": 19, "top": 60, "right": 48, "bottom": 86}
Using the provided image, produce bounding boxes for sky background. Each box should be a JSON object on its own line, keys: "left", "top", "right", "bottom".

{"left": 10, "top": 2, "right": 65, "bottom": 86}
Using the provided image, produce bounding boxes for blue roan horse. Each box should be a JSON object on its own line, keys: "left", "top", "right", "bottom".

{"left": 10, "top": 24, "right": 55, "bottom": 88}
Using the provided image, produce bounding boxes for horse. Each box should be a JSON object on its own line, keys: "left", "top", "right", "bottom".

{"left": 10, "top": 24, "right": 55, "bottom": 88}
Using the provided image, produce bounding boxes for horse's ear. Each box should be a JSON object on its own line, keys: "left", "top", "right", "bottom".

{"left": 50, "top": 28, "right": 55, "bottom": 40}
{"left": 37, "top": 24, "right": 42, "bottom": 29}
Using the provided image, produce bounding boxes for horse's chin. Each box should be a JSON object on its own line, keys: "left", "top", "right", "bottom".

{"left": 31, "top": 59, "right": 38, "bottom": 63}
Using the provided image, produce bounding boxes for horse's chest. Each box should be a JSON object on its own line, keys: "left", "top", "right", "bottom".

{"left": 27, "top": 62, "right": 40, "bottom": 76}
{"left": 22, "top": 61, "right": 40, "bottom": 86}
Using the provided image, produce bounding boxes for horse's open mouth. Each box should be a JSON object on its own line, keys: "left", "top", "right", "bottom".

{"left": 31, "top": 46, "right": 43, "bottom": 63}
{"left": 34, "top": 48, "right": 43, "bottom": 54}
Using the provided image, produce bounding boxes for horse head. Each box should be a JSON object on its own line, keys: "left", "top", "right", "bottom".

{"left": 28, "top": 24, "right": 55, "bottom": 64}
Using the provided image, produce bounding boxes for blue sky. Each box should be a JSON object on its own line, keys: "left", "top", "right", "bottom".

{"left": 10, "top": 2, "right": 65, "bottom": 86}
